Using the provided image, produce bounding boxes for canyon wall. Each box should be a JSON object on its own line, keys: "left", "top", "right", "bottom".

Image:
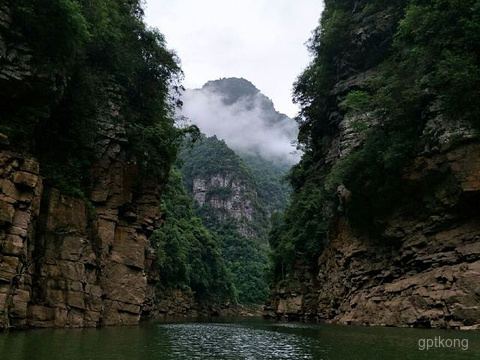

{"left": 266, "top": 137, "right": 480, "bottom": 329}
{"left": 0, "top": 1, "right": 176, "bottom": 330}
{"left": 0, "top": 114, "right": 166, "bottom": 329}
{"left": 265, "top": 3, "right": 480, "bottom": 329}
{"left": 192, "top": 173, "right": 258, "bottom": 237}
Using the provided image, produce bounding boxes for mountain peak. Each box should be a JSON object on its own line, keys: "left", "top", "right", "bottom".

{"left": 182, "top": 77, "right": 300, "bottom": 164}
{"left": 202, "top": 77, "right": 260, "bottom": 105}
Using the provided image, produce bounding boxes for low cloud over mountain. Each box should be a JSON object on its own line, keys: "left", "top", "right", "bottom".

{"left": 180, "top": 78, "right": 300, "bottom": 165}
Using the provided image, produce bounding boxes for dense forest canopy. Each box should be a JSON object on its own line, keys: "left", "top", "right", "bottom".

{"left": 1, "top": 0, "right": 185, "bottom": 193}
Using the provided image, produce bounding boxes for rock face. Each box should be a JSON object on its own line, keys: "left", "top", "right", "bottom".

{"left": 265, "top": 4, "right": 480, "bottom": 329}
{"left": 0, "top": 110, "right": 166, "bottom": 329}
{"left": 0, "top": 152, "right": 42, "bottom": 329}
{"left": 181, "top": 135, "right": 266, "bottom": 239}
{"left": 192, "top": 173, "right": 257, "bottom": 237}
{"left": 267, "top": 127, "right": 480, "bottom": 329}
{"left": 0, "top": 2, "right": 181, "bottom": 330}
{"left": 0, "top": 38, "right": 167, "bottom": 329}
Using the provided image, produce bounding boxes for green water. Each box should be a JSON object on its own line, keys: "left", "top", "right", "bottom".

{"left": 0, "top": 318, "right": 479, "bottom": 359}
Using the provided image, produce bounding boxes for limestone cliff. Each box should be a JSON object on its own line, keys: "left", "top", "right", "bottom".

{"left": 0, "top": 0, "right": 184, "bottom": 330}
{"left": 266, "top": 136, "right": 480, "bottom": 329}
{"left": 0, "top": 105, "right": 167, "bottom": 329}
{"left": 265, "top": 1, "right": 480, "bottom": 329}
{"left": 192, "top": 174, "right": 257, "bottom": 237}
{"left": 181, "top": 135, "right": 266, "bottom": 239}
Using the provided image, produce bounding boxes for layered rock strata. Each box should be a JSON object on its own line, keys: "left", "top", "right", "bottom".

{"left": 265, "top": 4, "right": 480, "bottom": 329}
{"left": 0, "top": 121, "right": 166, "bottom": 329}
{"left": 265, "top": 74, "right": 480, "bottom": 330}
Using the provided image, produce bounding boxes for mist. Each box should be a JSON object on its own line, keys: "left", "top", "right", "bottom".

{"left": 180, "top": 87, "right": 301, "bottom": 165}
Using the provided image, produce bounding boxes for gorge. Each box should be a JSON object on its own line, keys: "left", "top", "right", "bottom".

{"left": 1, "top": 1, "right": 480, "bottom": 358}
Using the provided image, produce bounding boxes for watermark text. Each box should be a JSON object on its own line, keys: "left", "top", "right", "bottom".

{"left": 418, "top": 336, "right": 468, "bottom": 351}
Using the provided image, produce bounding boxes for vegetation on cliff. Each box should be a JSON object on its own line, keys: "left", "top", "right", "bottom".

{"left": 180, "top": 135, "right": 270, "bottom": 304}
{"left": 241, "top": 154, "right": 292, "bottom": 214}
{"left": 1, "top": 0, "right": 185, "bottom": 193}
{"left": 151, "top": 169, "right": 235, "bottom": 303}
{"left": 1, "top": 0, "right": 230, "bottom": 315}
{"left": 196, "top": 204, "right": 270, "bottom": 304}
{"left": 181, "top": 135, "right": 255, "bottom": 190}
{"left": 270, "top": 0, "right": 480, "bottom": 280}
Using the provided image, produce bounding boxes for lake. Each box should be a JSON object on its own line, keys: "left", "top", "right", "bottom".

{"left": 0, "top": 318, "right": 479, "bottom": 359}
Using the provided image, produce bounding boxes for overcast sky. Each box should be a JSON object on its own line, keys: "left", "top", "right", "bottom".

{"left": 144, "top": 0, "right": 323, "bottom": 118}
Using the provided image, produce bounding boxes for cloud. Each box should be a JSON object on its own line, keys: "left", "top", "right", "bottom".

{"left": 144, "top": 0, "right": 323, "bottom": 118}
{"left": 179, "top": 87, "right": 301, "bottom": 165}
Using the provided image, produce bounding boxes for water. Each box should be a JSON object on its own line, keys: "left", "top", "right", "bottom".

{"left": 1, "top": 318, "right": 479, "bottom": 359}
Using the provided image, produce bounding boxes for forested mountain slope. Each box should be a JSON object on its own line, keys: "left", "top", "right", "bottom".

{"left": 178, "top": 78, "right": 301, "bottom": 304}
{"left": 180, "top": 135, "right": 270, "bottom": 304}
{"left": 182, "top": 77, "right": 298, "bottom": 213}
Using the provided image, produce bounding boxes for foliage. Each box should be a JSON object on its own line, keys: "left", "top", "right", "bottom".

{"left": 180, "top": 135, "right": 271, "bottom": 304}
{"left": 393, "top": 0, "right": 480, "bottom": 121}
{"left": 3, "top": 0, "right": 184, "bottom": 193}
{"left": 268, "top": 181, "right": 329, "bottom": 280}
{"left": 292, "top": 3, "right": 351, "bottom": 153}
{"left": 197, "top": 204, "right": 270, "bottom": 304}
{"left": 293, "top": 0, "right": 406, "bottom": 154}
{"left": 205, "top": 186, "right": 234, "bottom": 201}
{"left": 151, "top": 169, "right": 235, "bottom": 302}
{"left": 270, "top": 0, "right": 480, "bottom": 280}
{"left": 341, "top": 91, "right": 373, "bottom": 117}
{"left": 325, "top": 0, "right": 480, "bottom": 220}
{"left": 241, "top": 154, "right": 292, "bottom": 213}
{"left": 180, "top": 135, "right": 255, "bottom": 189}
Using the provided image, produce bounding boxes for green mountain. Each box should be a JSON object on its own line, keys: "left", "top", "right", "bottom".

{"left": 178, "top": 78, "right": 300, "bottom": 304}
{"left": 182, "top": 77, "right": 298, "bottom": 213}
{"left": 180, "top": 135, "right": 269, "bottom": 304}
{"left": 201, "top": 78, "right": 292, "bottom": 127}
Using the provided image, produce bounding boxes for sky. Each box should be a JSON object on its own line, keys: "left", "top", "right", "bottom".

{"left": 144, "top": 0, "right": 323, "bottom": 118}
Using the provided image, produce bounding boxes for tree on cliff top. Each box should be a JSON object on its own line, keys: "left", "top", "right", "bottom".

{"left": 2, "top": 0, "right": 185, "bottom": 193}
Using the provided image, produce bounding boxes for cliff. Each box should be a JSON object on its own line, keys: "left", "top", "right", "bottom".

{"left": 0, "top": 0, "right": 194, "bottom": 330}
{"left": 266, "top": 136, "right": 480, "bottom": 328}
{"left": 0, "top": 124, "right": 164, "bottom": 329}
{"left": 0, "top": 86, "right": 172, "bottom": 327}
{"left": 182, "top": 135, "right": 265, "bottom": 238}
{"left": 266, "top": 1, "right": 480, "bottom": 329}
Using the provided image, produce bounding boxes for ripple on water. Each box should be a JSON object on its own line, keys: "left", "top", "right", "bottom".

{"left": 158, "top": 323, "right": 322, "bottom": 359}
